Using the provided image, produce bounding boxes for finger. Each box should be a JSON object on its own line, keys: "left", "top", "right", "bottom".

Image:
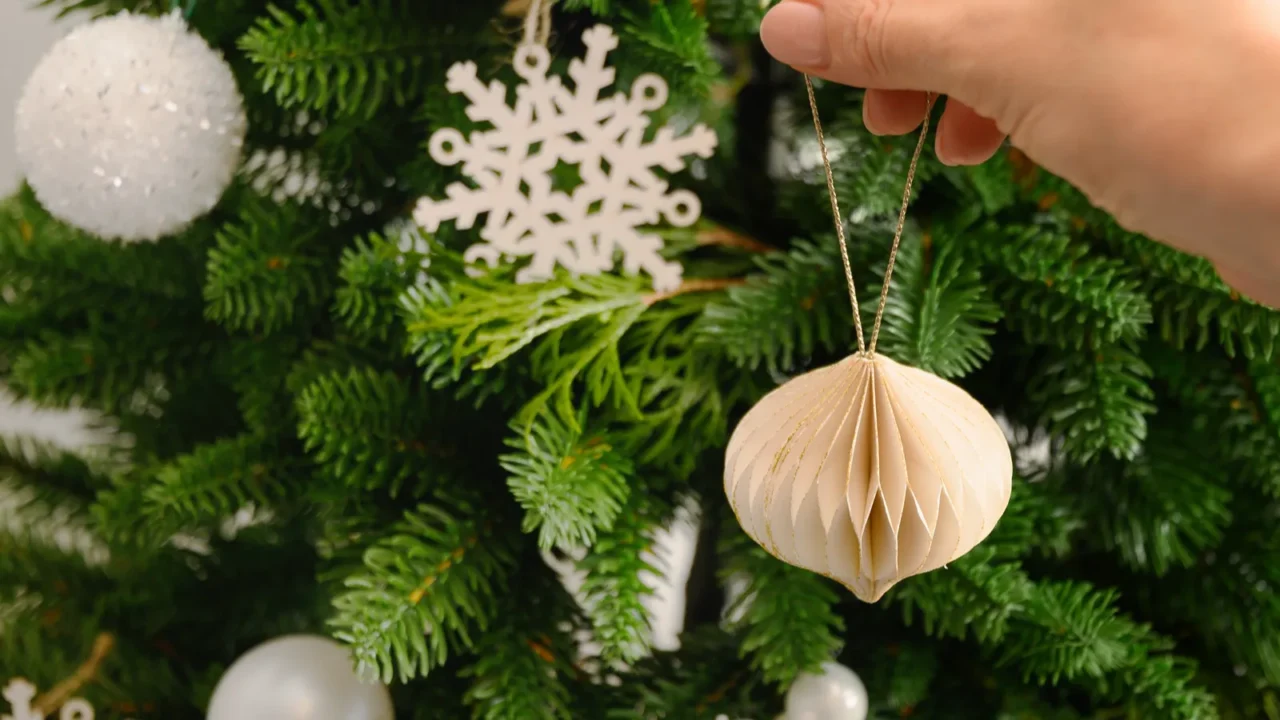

{"left": 760, "top": 0, "right": 977, "bottom": 92}
{"left": 1213, "top": 261, "right": 1280, "bottom": 309}
{"left": 935, "top": 98, "right": 1007, "bottom": 166}
{"left": 863, "top": 89, "right": 929, "bottom": 135}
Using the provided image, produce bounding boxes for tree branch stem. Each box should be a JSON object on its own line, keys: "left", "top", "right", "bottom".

{"left": 34, "top": 633, "right": 115, "bottom": 715}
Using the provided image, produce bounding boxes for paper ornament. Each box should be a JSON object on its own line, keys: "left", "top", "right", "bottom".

{"left": 2, "top": 679, "right": 100, "bottom": 720}
{"left": 206, "top": 635, "right": 393, "bottom": 720}
{"left": 413, "top": 24, "right": 718, "bottom": 291}
{"left": 784, "top": 662, "right": 869, "bottom": 720}
{"left": 724, "top": 352, "right": 1012, "bottom": 602}
{"left": 14, "top": 11, "right": 246, "bottom": 241}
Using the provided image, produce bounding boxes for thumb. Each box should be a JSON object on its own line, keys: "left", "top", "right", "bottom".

{"left": 760, "top": 0, "right": 987, "bottom": 93}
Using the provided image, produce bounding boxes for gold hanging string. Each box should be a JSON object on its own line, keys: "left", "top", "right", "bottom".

{"left": 522, "top": 0, "right": 554, "bottom": 47}
{"left": 804, "top": 76, "right": 866, "bottom": 354}
{"left": 804, "top": 75, "right": 936, "bottom": 356}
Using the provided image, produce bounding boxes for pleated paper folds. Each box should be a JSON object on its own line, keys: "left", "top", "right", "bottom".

{"left": 724, "top": 353, "right": 1013, "bottom": 602}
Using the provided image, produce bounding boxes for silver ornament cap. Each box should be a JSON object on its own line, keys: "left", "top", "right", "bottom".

{"left": 784, "top": 662, "right": 869, "bottom": 720}
{"left": 14, "top": 11, "right": 246, "bottom": 241}
{"left": 207, "top": 635, "right": 394, "bottom": 720}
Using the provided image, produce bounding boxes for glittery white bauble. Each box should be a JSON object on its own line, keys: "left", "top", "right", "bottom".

{"left": 784, "top": 662, "right": 869, "bottom": 720}
{"left": 14, "top": 11, "right": 247, "bottom": 241}
{"left": 207, "top": 635, "right": 394, "bottom": 720}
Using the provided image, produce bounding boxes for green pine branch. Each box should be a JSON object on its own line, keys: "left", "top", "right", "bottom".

{"left": 239, "top": 0, "right": 483, "bottom": 119}
{"left": 698, "top": 239, "right": 850, "bottom": 374}
{"left": 618, "top": 293, "right": 755, "bottom": 477}
{"left": 403, "top": 269, "right": 650, "bottom": 423}
{"left": 462, "top": 569, "right": 581, "bottom": 720}
{"left": 783, "top": 104, "right": 941, "bottom": 219}
{"left": 863, "top": 231, "right": 1001, "bottom": 379}
{"left": 0, "top": 185, "right": 208, "bottom": 303}
{"left": 1003, "top": 582, "right": 1145, "bottom": 682}
{"left": 969, "top": 223, "right": 1151, "bottom": 350}
{"left": 215, "top": 333, "right": 303, "bottom": 431}
{"left": 335, "top": 231, "right": 421, "bottom": 345}
{"left": 329, "top": 498, "right": 516, "bottom": 683}
{"left": 1024, "top": 177, "right": 1280, "bottom": 360}
{"left": 879, "top": 643, "right": 940, "bottom": 714}
{"left": 1026, "top": 342, "right": 1155, "bottom": 463}
{"left": 0, "top": 614, "right": 184, "bottom": 718}
{"left": 604, "top": 625, "right": 768, "bottom": 720}
{"left": 297, "top": 366, "right": 470, "bottom": 495}
{"left": 0, "top": 426, "right": 115, "bottom": 502}
{"left": 560, "top": 0, "right": 611, "bottom": 13}
{"left": 980, "top": 477, "right": 1084, "bottom": 561}
{"left": 577, "top": 497, "right": 664, "bottom": 665}
{"left": 1067, "top": 427, "right": 1231, "bottom": 575}
{"left": 719, "top": 523, "right": 845, "bottom": 686}
{"left": 1102, "top": 228, "right": 1280, "bottom": 361}
{"left": 1157, "top": 497, "right": 1280, "bottom": 686}
{"left": 615, "top": 1, "right": 719, "bottom": 99}
{"left": 895, "top": 547, "right": 1033, "bottom": 645}
{"left": 501, "top": 414, "right": 633, "bottom": 551}
{"left": 1156, "top": 347, "right": 1280, "bottom": 496}
{"left": 8, "top": 319, "right": 209, "bottom": 414}
{"left": 141, "top": 433, "right": 299, "bottom": 531}
{"left": 0, "top": 477, "right": 106, "bottom": 599}
{"left": 945, "top": 145, "right": 1020, "bottom": 214}
{"left": 1253, "top": 359, "right": 1280, "bottom": 436}
{"left": 894, "top": 551, "right": 1217, "bottom": 719}
{"left": 702, "top": 0, "right": 773, "bottom": 36}
{"left": 204, "top": 198, "right": 332, "bottom": 334}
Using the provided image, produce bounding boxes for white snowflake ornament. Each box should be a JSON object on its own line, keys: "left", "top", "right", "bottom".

{"left": 413, "top": 25, "right": 718, "bottom": 291}
{"left": 2, "top": 679, "right": 97, "bottom": 720}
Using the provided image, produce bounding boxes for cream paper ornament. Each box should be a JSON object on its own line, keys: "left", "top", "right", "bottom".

{"left": 723, "top": 83, "right": 1012, "bottom": 603}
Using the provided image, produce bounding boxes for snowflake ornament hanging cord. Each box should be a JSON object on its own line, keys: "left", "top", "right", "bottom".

{"left": 413, "top": 24, "right": 719, "bottom": 291}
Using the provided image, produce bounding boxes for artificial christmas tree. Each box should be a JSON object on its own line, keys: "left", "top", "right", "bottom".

{"left": 2, "top": 1, "right": 1278, "bottom": 718}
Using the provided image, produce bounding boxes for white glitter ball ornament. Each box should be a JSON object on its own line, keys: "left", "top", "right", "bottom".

{"left": 206, "top": 635, "right": 394, "bottom": 720}
{"left": 14, "top": 11, "right": 247, "bottom": 241}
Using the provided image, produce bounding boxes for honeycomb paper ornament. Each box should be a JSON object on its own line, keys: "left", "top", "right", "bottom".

{"left": 413, "top": 24, "right": 718, "bottom": 291}
{"left": 722, "top": 79, "right": 1011, "bottom": 602}
{"left": 14, "top": 11, "right": 247, "bottom": 241}
{"left": 724, "top": 352, "right": 1012, "bottom": 602}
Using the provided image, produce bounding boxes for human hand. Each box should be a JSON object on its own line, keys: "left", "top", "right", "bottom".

{"left": 760, "top": 0, "right": 1280, "bottom": 306}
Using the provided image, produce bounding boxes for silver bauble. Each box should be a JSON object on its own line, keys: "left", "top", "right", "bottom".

{"left": 207, "top": 635, "right": 394, "bottom": 720}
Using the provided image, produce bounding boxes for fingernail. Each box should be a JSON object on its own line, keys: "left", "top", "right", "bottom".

{"left": 863, "top": 99, "right": 887, "bottom": 135}
{"left": 934, "top": 131, "right": 958, "bottom": 166}
{"left": 761, "top": 1, "right": 830, "bottom": 69}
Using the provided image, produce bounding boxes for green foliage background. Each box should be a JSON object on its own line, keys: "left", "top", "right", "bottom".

{"left": 1, "top": 0, "right": 1278, "bottom": 717}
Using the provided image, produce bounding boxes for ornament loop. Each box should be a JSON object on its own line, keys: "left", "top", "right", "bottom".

{"left": 428, "top": 128, "right": 468, "bottom": 166}
{"left": 631, "top": 74, "right": 668, "bottom": 112}
{"left": 664, "top": 190, "right": 701, "bottom": 228}
{"left": 514, "top": 44, "right": 550, "bottom": 79}
{"left": 59, "top": 699, "right": 94, "bottom": 720}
